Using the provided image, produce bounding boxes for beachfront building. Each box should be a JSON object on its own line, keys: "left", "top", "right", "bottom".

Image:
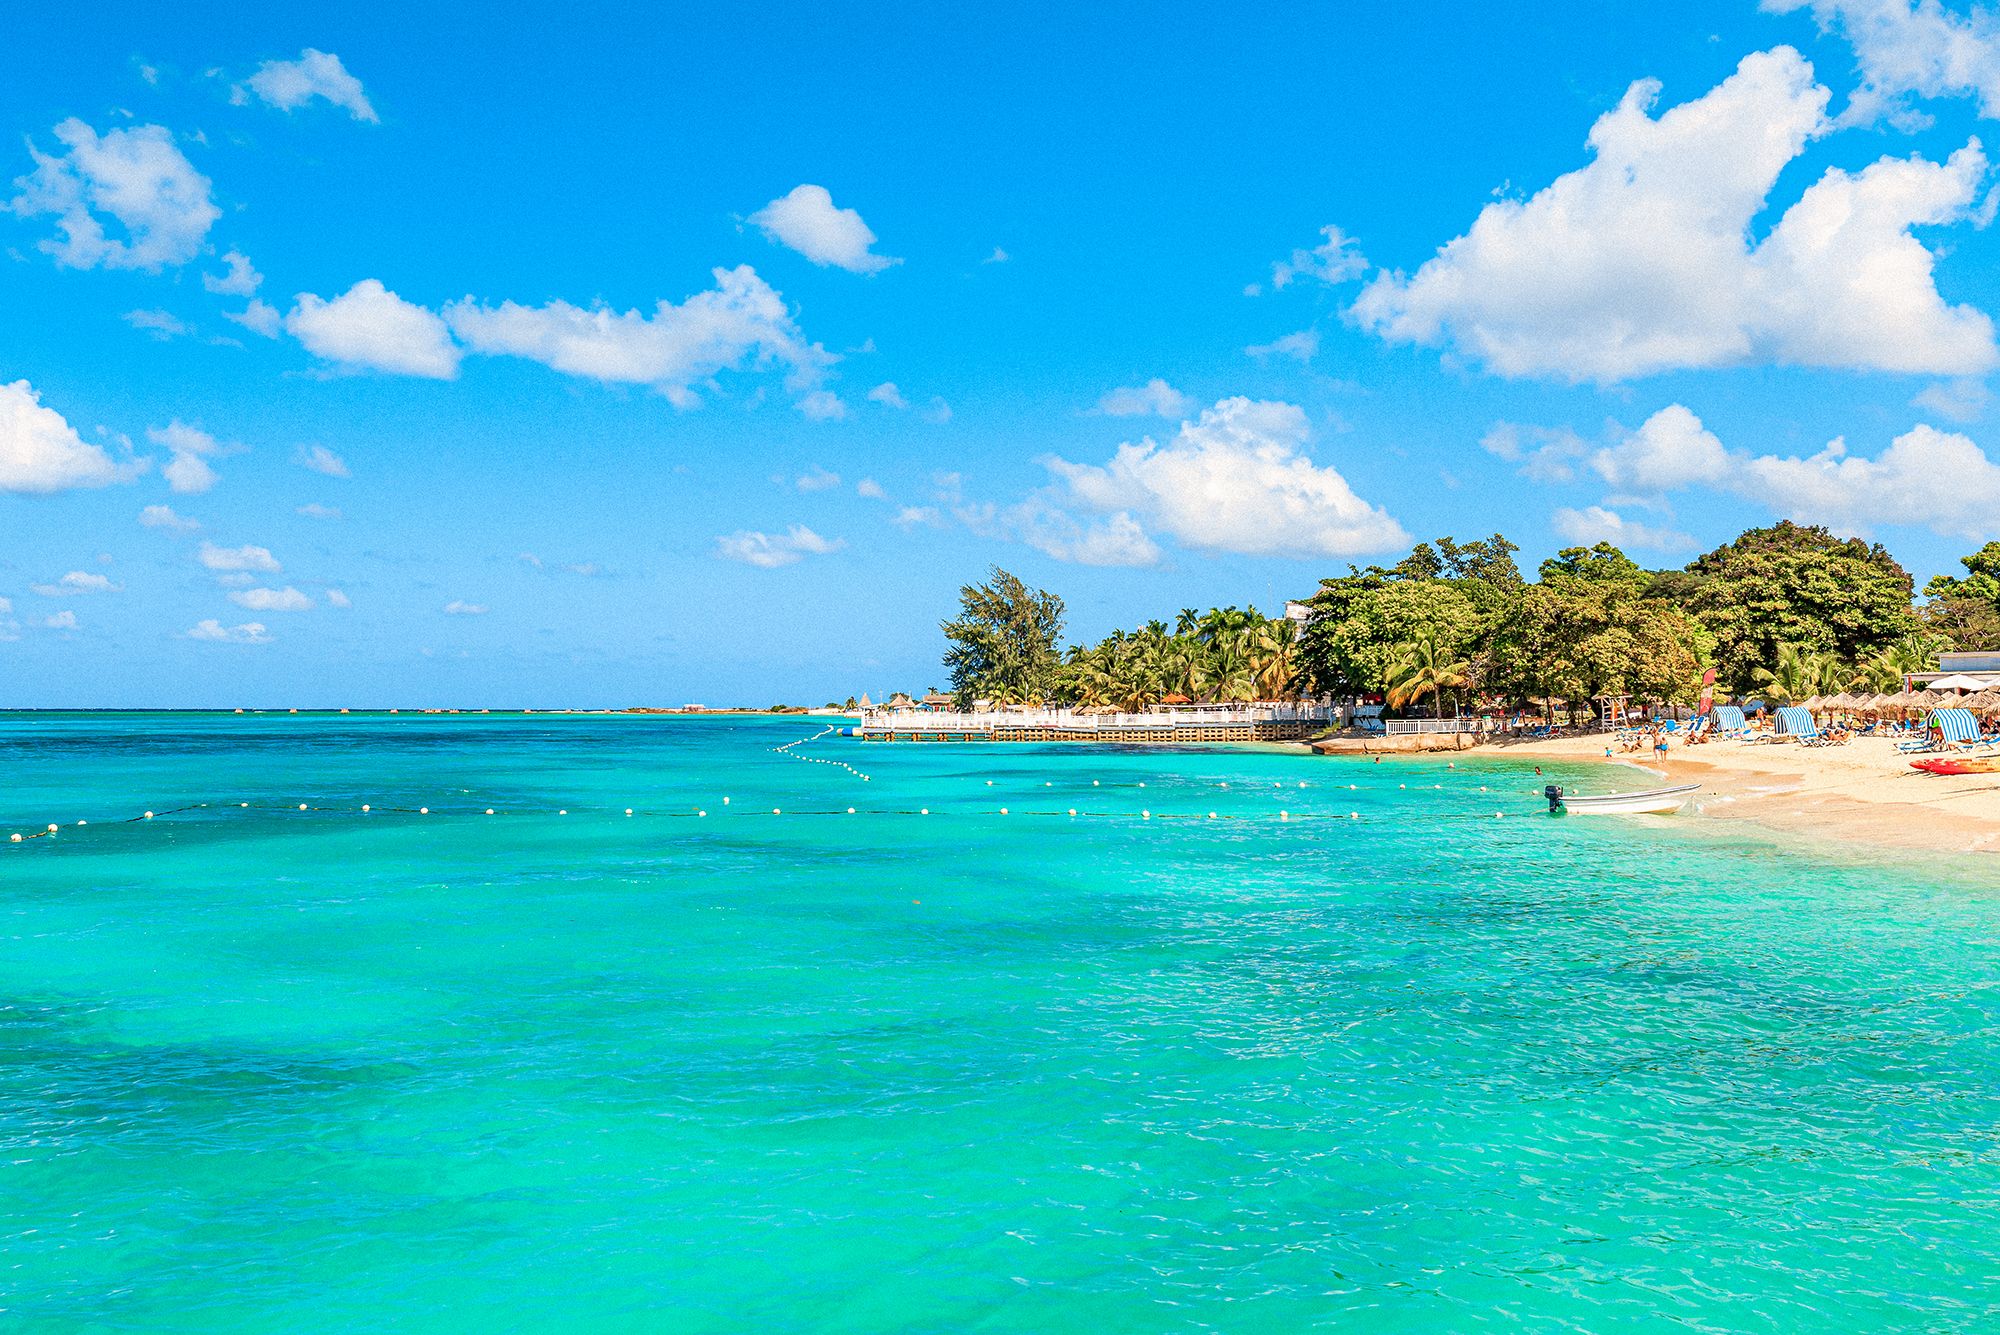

{"left": 856, "top": 700, "right": 1338, "bottom": 743}
{"left": 1908, "top": 651, "right": 2000, "bottom": 692}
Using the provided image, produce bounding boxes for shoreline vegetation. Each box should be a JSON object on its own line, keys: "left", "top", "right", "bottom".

{"left": 934, "top": 527, "right": 2000, "bottom": 854}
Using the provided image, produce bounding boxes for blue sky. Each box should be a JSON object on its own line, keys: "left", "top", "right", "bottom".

{"left": 7, "top": 1, "right": 2000, "bottom": 706}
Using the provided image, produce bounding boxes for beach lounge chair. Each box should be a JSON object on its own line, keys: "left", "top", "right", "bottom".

{"left": 1771, "top": 705, "right": 1818, "bottom": 744}
{"left": 1930, "top": 707, "right": 1996, "bottom": 754}
{"left": 1709, "top": 705, "right": 1747, "bottom": 739}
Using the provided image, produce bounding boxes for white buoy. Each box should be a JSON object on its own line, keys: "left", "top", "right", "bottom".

{"left": 1092, "top": 780, "right": 1101, "bottom": 787}
{"left": 1349, "top": 812, "right": 1359, "bottom": 819}
{"left": 1142, "top": 809, "right": 1151, "bottom": 819}
{"left": 1000, "top": 807, "right": 1009, "bottom": 815}
{"left": 986, "top": 780, "right": 993, "bottom": 786}
{"left": 47, "top": 823, "right": 57, "bottom": 832}
{"left": 1399, "top": 784, "right": 1406, "bottom": 790}
{"left": 299, "top": 803, "right": 308, "bottom": 811}
{"left": 920, "top": 808, "right": 930, "bottom": 815}
{"left": 76, "top": 820, "right": 87, "bottom": 826}
{"left": 485, "top": 808, "right": 495, "bottom": 816}
{"left": 8, "top": 834, "right": 18, "bottom": 842}
{"left": 241, "top": 802, "right": 249, "bottom": 808}
{"left": 144, "top": 811, "right": 154, "bottom": 819}
{"left": 1067, "top": 808, "right": 1076, "bottom": 816}
{"left": 419, "top": 807, "right": 429, "bottom": 814}
{"left": 625, "top": 808, "right": 634, "bottom": 816}
{"left": 847, "top": 807, "right": 855, "bottom": 814}
{"left": 1138, "top": 782, "right": 1145, "bottom": 788}
{"left": 1280, "top": 811, "right": 1289, "bottom": 821}
{"left": 1207, "top": 811, "right": 1217, "bottom": 819}
{"left": 723, "top": 797, "right": 730, "bottom": 805}
{"left": 362, "top": 804, "right": 371, "bottom": 813}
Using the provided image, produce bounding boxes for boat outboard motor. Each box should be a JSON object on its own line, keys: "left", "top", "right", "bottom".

{"left": 1544, "top": 784, "right": 1564, "bottom": 812}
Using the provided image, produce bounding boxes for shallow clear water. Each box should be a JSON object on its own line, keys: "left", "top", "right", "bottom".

{"left": 3, "top": 713, "right": 1998, "bottom": 1332}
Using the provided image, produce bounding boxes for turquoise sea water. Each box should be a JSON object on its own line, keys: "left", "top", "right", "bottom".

{"left": 4, "top": 712, "right": 1999, "bottom": 1332}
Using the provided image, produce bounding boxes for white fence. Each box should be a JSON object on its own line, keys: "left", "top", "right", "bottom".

{"left": 860, "top": 704, "right": 1335, "bottom": 733}
{"left": 1384, "top": 718, "right": 1483, "bottom": 734}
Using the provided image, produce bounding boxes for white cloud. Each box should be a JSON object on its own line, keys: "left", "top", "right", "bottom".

{"left": 794, "top": 466, "right": 840, "bottom": 491}
{"left": 186, "top": 618, "right": 269, "bottom": 643}
{"left": 1914, "top": 376, "right": 1991, "bottom": 420}
{"left": 1743, "top": 422, "right": 2000, "bottom": 536}
{"left": 1353, "top": 48, "right": 1998, "bottom": 381}
{"left": 296, "top": 502, "right": 342, "bottom": 519}
{"left": 1246, "top": 328, "right": 1320, "bottom": 362}
{"left": 443, "top": 600, "right": 488, "bottom": 615}
{"left": 124, "top": 308, "right": 188, "bottom": 340}
{"left": 442, "top": 266, "right": 826, "bottom": 406}
{"left": 0, "top": 380, "right": 131, "bottom": 494}
{"left": 1269, "top": 224, "right": 1368, "bottom": 289}
{"left": 229, "top": 586, "right": 312, "bottom": 611}
{"left": 748, "top": 184, "right": 898, "bottom": 273}
{"left": 1768, "top": 0, "right": 2000, "bottom": 122}
{"left": 325, "top": 588, "right": 351, "bottom": 608}
{"left": 235, "top": 49, "right": 378, "bottom": 122}
{"left": 797, "top": 390, "right": 847, "bottom": 421}
{"left": 228, "top": 299, "right": 282, "bottom": 338}
{"left": 214, "top": 571, "right": 256, "bottom": 588}
{"left": 10, "top": 119, "right": 218, "bottom": 270}
{"left": 287, "top": 279, "right": 460, "bottom": 378}
{"left": 1480, "top": 422, "right": 1592, "bottom": 483}
{"left": 0, "top": 596, "right": 10, "bottom": 612}
{"left": 715, "top": 525, "right": 844, "bottom": 568}
{"left": 1014, "top": 504, "right": 1163, "bottom": 567}
{"left": 203, "top": 250, "right": 262, "bottom": 297}
{"left": 146, "top": 420, "right": 232, "bottom": 495}
{"left": 140, "top": 504, "right": 198, "bottom": 532}
{"left": 296, "top": 443, "right": 349, "bottom": 477}
{"left": 199, "top": 541, "right": 280, "bottom": 573}
{"left": 923, "top": 397, "right": 953, "bottom": 424}
{"left": 32, "top": 571, "right": 119, "bottom": 596}
{"left": 1040, "top": 397, "right": 1408, "bottom": 559}
{"left": 856, "top": 477, "right": 888, "bottom": 500}
{"left": 43, "top": 610, "right": 78, "bottom": 631}
{"left": 867, "top": 382, "right": 909, "bottom": 409}
{"left": 1589, "top": 404, "right": 1732, "bottom": 495}
{"left": 1551, "top": 505, "right": 1695, "bottom": 551}
{"left": 1096, "top": 378, "right": 1193, "bottom": 418}
{"left": 983, "top": 246, "right": 1010, "bottom": 264}
{"left": 892, "top": 505, "right": 943, "bottom": 529}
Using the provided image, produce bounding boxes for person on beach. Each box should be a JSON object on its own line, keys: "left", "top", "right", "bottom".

{"left": 1654, "top": 728, "right": 1670, "bottom": 763}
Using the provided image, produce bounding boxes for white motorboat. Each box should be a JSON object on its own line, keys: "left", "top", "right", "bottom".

{"left": 1544, "top": 782, "right": 1699, "bottom": 815}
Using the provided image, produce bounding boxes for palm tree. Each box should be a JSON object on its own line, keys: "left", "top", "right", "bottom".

{"left": 1753, "top": 642, "right": 1843, "bottom": 702}
{"left": 1384, "top": 634, "right": 1473, "bottom": 712}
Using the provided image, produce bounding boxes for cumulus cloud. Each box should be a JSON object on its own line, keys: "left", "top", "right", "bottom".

{"left": 748, "top": 184, "right": 898, "bottom": 273}
{"left": 796, "top": 389, "right": 847, "bottom": 421}
{"left": 229, "top": 586, "right": 313, "bottom": 611}
{"left": 1269, "top": 224, "right": 1368, "bottom": 290}
{"left": 296, "top": 443, "right": 349, "bottom": 477}
{"left": 443, "top": 600, "right": 487, "bottom": 615}
{"left": 235, "top": 49, "right": 378, "bottom": 122}
{"left": 715, "top": 525, "right": 844, "bottom": 568}
{"left": 1479, "top": 422, "right": 1592, "bottom": 483}
{"left": 32, "top": 571, "right": 119, "bottom": 596}
{"left": 203, "top": 250, "right": 262, "bottom": 297}
{"left": 1245, "top": 328, "right": 1320, "bottom": 362}
{"left": 1096, "top": 378, "right": 1193, "bottom": 418}
{"left": 124, "top": 308, "right": 189, "bottom": 340}
{"left": 856, "top": 477, "right": 888, "bottom": 499}
{"left": 1588, "top": 403, "right": 1732, "bottom": 495}
{"left": 794, "top": 466, "right": 840, "bottom": 491}
{"left": 296, "top": 502, "right": 341, "bottom": 519}
{"left": 1551, "top": 505, "right": 1695, "bottom": 551}
{"left": 140, "top": 503, "right": 198, "bottom": 531}
{"left": 867, "top": 382, "right": 909, "bottom": 409}
{"left": 228, "top": 300, "right": 283, "bottom": 339}
{"left": 1038, "top": 397, "right": 1407, "bottom": 561}
{"left": 1509, "top": 403, "right": 2000, "bottom": 541}
{"left": 199, "top": 541, "right": 280, "bottom": 573}
{"left": 186, "top": 618, "right": 269, "bottom": 643}
{"left": 1768, "top": 0, "right": 2000, "bottom": 122}
{"left": 1014, "top": 504, "right": 1163, "bottom": 567}
{"left": 287, "top": 279, "right": 461, "bottom": 378}
{"left": 0, "top": 380, "right": 132, "bottom": 494}
{"left": 325, "top": 589, "right": 351, "bottom": 608}
{"left": 10, "top": 119, "right": 218, "bottom": 270}
{"left": 443, "top": 265, "right": 827, "bottom": 407}
{"left": 146, "top": 420, "right": 234, "bottom": 494}
{"left": 1913, "top": 376, "right": 1991, "bottom": 420}
{"left": 44, "top": 610, "right": 79, "bottom": 631}
{"left": 1353, "top": 48, "right": 1998, "bottom": 381}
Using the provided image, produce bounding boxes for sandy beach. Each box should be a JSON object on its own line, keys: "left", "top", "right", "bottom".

{"left": 1492, "top": 733, "right": 2000, "bottom": 856}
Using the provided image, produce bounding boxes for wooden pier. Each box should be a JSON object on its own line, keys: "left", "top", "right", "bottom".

{"left": 855, "top": 705, "right": 1336, "bottom": 743}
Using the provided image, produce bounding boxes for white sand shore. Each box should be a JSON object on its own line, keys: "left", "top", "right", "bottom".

{"left": 1492, "top": 733, "right": 2000, "bottom": 856}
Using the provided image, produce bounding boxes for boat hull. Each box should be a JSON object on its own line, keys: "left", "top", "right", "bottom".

{"left": 1556, "top": 783, "right": 1700, "bottom": 815}
{"left": 1911, "top": 757, "right": 2000, "bottom": 776}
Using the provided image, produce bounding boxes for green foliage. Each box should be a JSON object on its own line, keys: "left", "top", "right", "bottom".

{"left": 1383, "top": 633, "right": 1472, "bottom": 711}
{"left": 1922, "top": 541, "right": 2000, "bottom": 651}
{"left": 1052, "top": 606, "right": 1302, "bottom": 708}
{"left": 1683, "top": 522, "right": 1918, "bottom": 692}
{"left": 940, "top": 567, "right": 1066, "bottom": 707}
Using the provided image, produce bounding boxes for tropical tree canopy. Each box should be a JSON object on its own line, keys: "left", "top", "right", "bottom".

{"left": 940, "top": 568, "right": 1066, "bottom": 707}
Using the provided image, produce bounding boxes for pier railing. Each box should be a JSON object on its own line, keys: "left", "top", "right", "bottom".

{"left": 1383, "top": 718, "right": 1483, "bottom": 734}
{"left": 859, "top": 704, "right": 1335, "bottom": 733}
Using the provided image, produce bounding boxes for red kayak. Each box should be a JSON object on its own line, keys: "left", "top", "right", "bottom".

{"left": 1911, "top": 757, "right": 2000, "bottom": 775}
